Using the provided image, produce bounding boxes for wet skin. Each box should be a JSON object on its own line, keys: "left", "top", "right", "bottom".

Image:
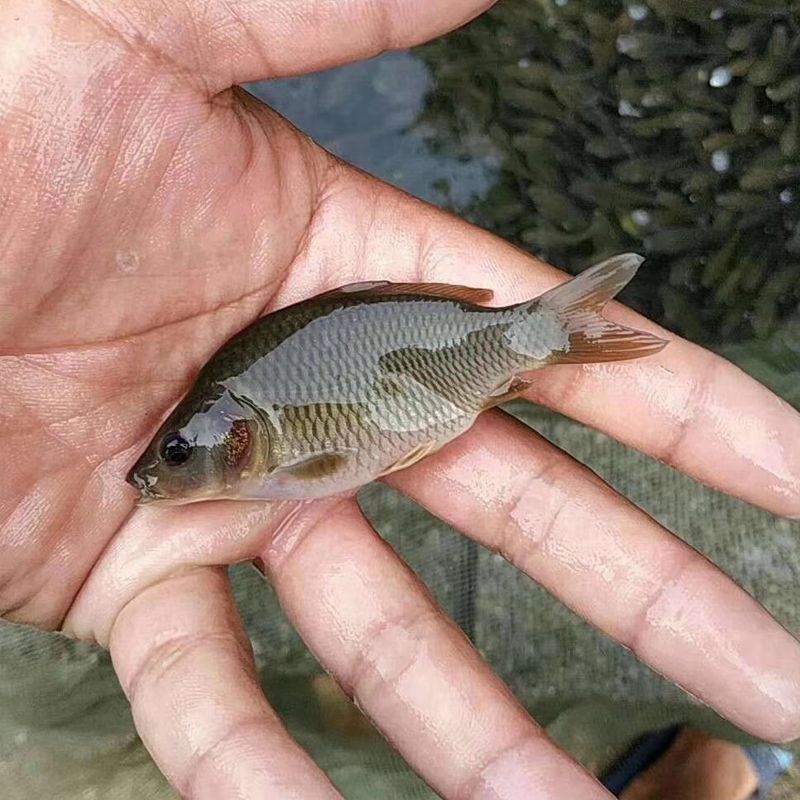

{"left": 2, "top": 2, "right": 800, "bottom": 800}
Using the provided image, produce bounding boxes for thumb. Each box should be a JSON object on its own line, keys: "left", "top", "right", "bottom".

{"left": 86, "top": 0, "right": 497, "bottom": 93}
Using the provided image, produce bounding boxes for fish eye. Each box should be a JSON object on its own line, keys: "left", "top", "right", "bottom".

{"left": 160, "top": 433, "right": 192, "bottom": 466}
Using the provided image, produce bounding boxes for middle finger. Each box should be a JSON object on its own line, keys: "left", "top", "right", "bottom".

{"left": 257, "top": 498, "right": 612, "bottom": 800}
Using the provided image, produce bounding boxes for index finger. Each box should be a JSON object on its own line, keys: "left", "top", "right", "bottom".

{"left": 442, "top": 233, "right": 800, "bottom": 520}
{"left": 335, "top": 182, "right": 800, "bottom": 520}
{"left": 76, "top": 0, "right": 497, "bottom": 91}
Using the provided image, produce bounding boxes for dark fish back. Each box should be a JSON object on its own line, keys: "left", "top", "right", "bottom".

{"left": 215, "top": 294, "right": 520, "bottom": 412}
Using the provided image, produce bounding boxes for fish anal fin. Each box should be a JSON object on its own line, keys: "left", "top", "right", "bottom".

{"left": 321, "top": 281, "right": 494, "bottom": 305}
{"left": 271, "top": 449, "right": 354, "bottom": 481}
{"left": 482, "top": 375, "right": 533, "bottom": 409}
{"left": 379, "top": 441, "right": 441, "bottom": 478}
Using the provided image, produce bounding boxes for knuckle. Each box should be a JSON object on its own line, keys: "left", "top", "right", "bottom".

{"left": 624, "top": 551, "right": 694, "bottom": 655}
{"left": 124, "top": 628, "right": 244, "bottom": 704}
{"left": 341, "top": 604, "right": 441, "bottom": 709}
{"left": 455, "top": 731, "right": 545, "bottom": 800}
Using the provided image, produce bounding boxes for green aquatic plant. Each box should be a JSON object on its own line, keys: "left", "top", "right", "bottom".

{"left": 416, "top": 0, "right": 800, "bottom": 344}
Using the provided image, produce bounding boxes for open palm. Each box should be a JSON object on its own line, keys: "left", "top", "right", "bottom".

{"left": 2, "top": 2, "right": 800, "bottom": 798}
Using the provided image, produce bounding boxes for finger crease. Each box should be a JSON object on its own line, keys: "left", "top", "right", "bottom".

{"left": 625, "top": 550, "right": 695, "bottom": 655}
{"left": 185, "top": 716, "right": 274, "bottom": 799}
{"left": 125, "top": 629, "right": 249, "bottom": 705}
{"left": 455, "top": 729, "right": 545, "bottom": 800}
{"left": 339, "top": 604, "right": 441, "bottom": 706}
{"left": 497, "top": 456, "right": 563, "bottom": 565}
{"left": 657, "top": 355, "right": 717, "bottom": 468}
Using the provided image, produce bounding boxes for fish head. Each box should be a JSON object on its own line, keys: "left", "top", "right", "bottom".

{"left": 126, "top": 389, "right": 267, "bottom": 504}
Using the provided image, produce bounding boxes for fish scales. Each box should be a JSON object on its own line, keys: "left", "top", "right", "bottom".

{"left": 235, "top": 297, "right": 521, "bottom": 488}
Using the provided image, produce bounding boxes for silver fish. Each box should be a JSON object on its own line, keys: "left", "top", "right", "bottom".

{"left": 127, "top": 253, "right": 666, "bottom": 504}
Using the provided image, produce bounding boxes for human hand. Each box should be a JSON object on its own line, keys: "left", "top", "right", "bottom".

{"left": 2, "top": 2, "right": 800, "bottom": 798}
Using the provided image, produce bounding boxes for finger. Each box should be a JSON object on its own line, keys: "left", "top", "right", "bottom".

{"left": 109, "top": 566, "right": 342, "bottom": 800}
{"left": 272, "top": 172, "right": 800, "bottom": 519}
{"left": 419, "top": 202, "right": 800, "bottom": 521}
{"left": 258, "top": 498, "right": 613, "bottom": 800}
{"left": 384, "top": 410, "right": 800, "bottom": 744}
{"left": 66, "top": 495, "right": 609, "bottom": 797}
{"left": 522, "top": 328, "right": 800, "bottom": 521}
{"left": 64, "top": 498, "right": 291, "bottom": 644}
{"left": 83, "top": 0, "right": 496, "bottom": 92}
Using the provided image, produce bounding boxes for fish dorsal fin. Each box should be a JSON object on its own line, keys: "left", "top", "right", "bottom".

{"left": 319, "top": 281, "right": 393, "bottom": 296}
{"left": 320, "top": 280, "right": 494, "bottom": 305}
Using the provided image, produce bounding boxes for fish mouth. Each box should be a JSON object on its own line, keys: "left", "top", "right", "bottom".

{"left": 134, "top": 490, "right": 163, "bottom": 505}
{"left": 125, "top": 465, "right": 164, "bottom": 504}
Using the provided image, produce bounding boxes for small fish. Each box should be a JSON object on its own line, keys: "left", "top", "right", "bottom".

{"left": 127, "top": 254, "right": 666, "bottom": 504}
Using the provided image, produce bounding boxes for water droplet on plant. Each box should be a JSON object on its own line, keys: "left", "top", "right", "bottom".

{"left": 616, "top": 34, "right": 636, "bottom": 56}
{"left": 627, "top": 4, "right": 649, "bottom": 21}
{"left": 711, "top": 150, "right": 731, "bottom": 172}
{"left": 618, "top": 99, "right": 642, "bottom": 117}
{"left": 709, "top": 66, "right": 732, "bottom": 88}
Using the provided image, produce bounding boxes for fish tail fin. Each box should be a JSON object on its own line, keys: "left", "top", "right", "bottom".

{"left": 537, "top": 253, "right": 668, "bottom": 364}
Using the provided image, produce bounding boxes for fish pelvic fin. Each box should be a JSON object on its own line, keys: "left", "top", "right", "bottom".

{"left": 535, "top": 253, "right": 668, "bottom": 364}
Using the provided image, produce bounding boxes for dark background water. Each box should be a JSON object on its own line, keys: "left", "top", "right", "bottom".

{"left": 248, "top": 0, "right": 799, "bottom": 405}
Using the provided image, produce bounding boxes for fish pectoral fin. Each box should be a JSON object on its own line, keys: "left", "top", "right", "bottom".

{"left": 320, "top": 281, "right": 494, "bottom": 305}
{"left": 378, "top": 441, "right": 442, "bottom": 478}
{"left": 482, "top": 375, "right": 533, "bottom": 409}
{"left": 271, "top": 449, "right": 356, "bottom": 481}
